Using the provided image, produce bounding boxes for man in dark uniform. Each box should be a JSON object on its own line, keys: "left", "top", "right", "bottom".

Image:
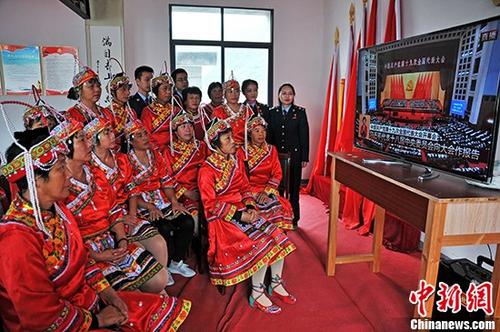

{"left": 267, "top": 83, "right": 309, "bottom": 227}
{"left": 129, "top": 65, "right": 154, "bottom": 118}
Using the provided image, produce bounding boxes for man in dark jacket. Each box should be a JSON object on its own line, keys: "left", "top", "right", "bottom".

{"left": 129, "top": 65, "right": 154, "bottom": 118}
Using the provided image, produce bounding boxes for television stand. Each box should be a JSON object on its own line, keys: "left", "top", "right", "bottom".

{"left": 418, "top": 167, "right": 440, "bottom": 182}
{"left": 362, "top": 158, "right": 411, "bottom": 167}
{"left": 326, "top": 150, "right": 500, "bottom": 320}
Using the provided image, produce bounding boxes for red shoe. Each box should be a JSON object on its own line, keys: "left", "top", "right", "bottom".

{"left": 268, "top": 276, "right": 297, "bottom": 305}
{"left": 249, "top": 284, "right": 281, "bottom": 314}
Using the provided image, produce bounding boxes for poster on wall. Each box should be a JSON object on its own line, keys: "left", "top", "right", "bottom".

{"left": 0, "top": 45, "right": 42, "bottom": 95}
{"left": 89, "top": 25, "right": 123, "bottom": 105}
{"left": 42, "top": 46, "right": 79, "bottom": 95}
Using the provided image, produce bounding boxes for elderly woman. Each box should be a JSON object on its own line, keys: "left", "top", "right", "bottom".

{"left": 64, "top": 118, "right": 168, "bottom": 293}
{"left": 198, "top": 118, "right": 296, "bottom": 315}
{"left": 65, "top": 66, "right": 115, "bottom": 126}
{"left": 237, "top": 115, "right": 294, "bottom": 230}
{"left": 125, "top": 119, "right": 196, "bottom": 283}
{"left": 0, "top": 123, "right": 190, "bottom": 331}
{"left": 212, "top": 78, "right": 253, "bottom": 147}
{"left": 141, "top": 73, "right": 177, "bottom": 153}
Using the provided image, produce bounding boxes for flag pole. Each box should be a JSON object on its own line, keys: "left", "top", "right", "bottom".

{"left": 323, "top": 28, "right": 340, "bottom": 176}
{"left": 362, "top": 0, "right": 368, "bottom": 47}
{"left": 343, "top": 3, "right": 356, "bottom": 121}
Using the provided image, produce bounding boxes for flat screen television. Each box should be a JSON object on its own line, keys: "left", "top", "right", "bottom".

{"left": 355, "top": 15, "right": 500, "bottom": 183}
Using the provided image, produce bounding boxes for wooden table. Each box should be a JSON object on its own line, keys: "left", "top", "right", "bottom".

{"left": 326, "top": 150, "right": 500, "bottom": 319}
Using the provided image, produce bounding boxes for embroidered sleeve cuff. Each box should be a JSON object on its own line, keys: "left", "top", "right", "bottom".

{"left": 50, "top": 303, "right": 93, "bottom": 332}
{"left": 223, "top": 204, "right": 238, "bottom": 222}
{"left": 85, "top": 260, "right": 111, "bottom": 293}
{"left": 160, "top": 175, "right": 175, "bottom": 188}
{"left": 175, "top": 186, "right": 187, "bottom": 199}
{"left": 264, "top": 186, "right": 279, "bottom": 196}
{"left": 243, "top": 196, "right": 257, "bottom": 208}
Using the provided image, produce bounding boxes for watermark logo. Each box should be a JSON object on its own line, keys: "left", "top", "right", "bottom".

{"left": 409, "top": 280, "right": 493, "bottom": 317}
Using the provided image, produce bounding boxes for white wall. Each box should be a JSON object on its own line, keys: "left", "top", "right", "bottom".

{"left": 324, "top": 0, "right": 500, "bottom": 265}
{"left": 0, "top": 0, "right": 87, "bottom": 153}
{"left": 123, "top": 0, "right": 326, "bottom": 177}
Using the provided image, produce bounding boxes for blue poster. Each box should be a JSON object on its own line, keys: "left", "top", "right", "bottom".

{"left": 1, "top": 45, "right": 42, "bottom": 95}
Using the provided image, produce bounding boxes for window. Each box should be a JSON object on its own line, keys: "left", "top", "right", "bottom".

{"left": 170, "top": 5, "right": 273, "bottom": 104}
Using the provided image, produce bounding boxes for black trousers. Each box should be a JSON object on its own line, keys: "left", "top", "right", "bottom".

{"left": 153, "top": 214, "right": 194, "bottom": 263}
{"left": 279, "top": 157, "right": 302, "bottom": 223}
{"left": 289, "top": 159, "right": 302, "bottom": 223}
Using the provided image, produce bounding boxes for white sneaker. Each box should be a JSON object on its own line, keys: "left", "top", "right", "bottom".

{"left": 168, "top": 260, "right": 196, "bottom": 278}
{"left": 166, "top": 271, "right": 175, "bottom": 286}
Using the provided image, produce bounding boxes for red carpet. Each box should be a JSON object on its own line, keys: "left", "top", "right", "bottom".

{"left": 169, "top": 194, "right": 421, "bottom": 331}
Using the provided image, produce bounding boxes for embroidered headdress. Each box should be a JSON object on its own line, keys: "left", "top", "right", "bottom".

{"left": 72, "top": 66, "right": 98, "bottom": 88}
{"left": 247, "top": 114, "right": 268, "bottom": 132}
{"left": 83, "top": 117, "right": 109, "bottom": 142}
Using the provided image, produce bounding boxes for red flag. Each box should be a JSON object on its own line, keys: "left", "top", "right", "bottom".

{"left": 305, "top": 40, "right": 339, "bottom": 193}
{"left": 356, "top": 0, "right": 379, "bottom": 235}
{"left": 366, "top": 0, "right": 377, "bottom": 47}
{"left": 334, "top": 33, "right": 361, "bottom": 153}
{"left": 384, "top": 0, "right": 396, "bottom": 42}
{"left": 335, "top": 33, "right": 362, "bottom": 229}
{"left": 384, "top": 0, "right": 401, "bottom": 43}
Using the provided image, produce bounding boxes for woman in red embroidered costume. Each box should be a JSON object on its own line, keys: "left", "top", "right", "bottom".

{"left": 164, "top": 109, "right": 208, "bottom": 234}
{"left": 141, "top": 73, "right": 177, "bottom": 153}
{"left": 237, "top": 115, "right": 294, "bottom": 230}
{"left": 89, "top": 118, "right": 174, "bottom": 285}
{"left": 64, "top": 119, "right": 169, "bottom": 293}
{"left": 0, "top": 124, "right": 190, "bottom": 331}
{"left": 107, "top": 72, "right": 137, "bottom": 145}
{"left": 125, "top": 119, "right": 197, "bottom": 282}
{"left": 212, "top": 77, "right": 253, "bottom": 147}
{"left": 182, "top": 86, "right": 210, "bottom": 141}
{"left": 65, "top": 66, "right": 116, "bottom": 126}
{"left": 198, "top": 118, "right": 297, "bottom": 315}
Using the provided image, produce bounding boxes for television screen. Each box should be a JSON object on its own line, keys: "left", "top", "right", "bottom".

{"left": 355, "top": 16, "right": 500, "bottom": 182}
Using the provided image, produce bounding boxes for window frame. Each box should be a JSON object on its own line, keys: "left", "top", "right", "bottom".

{"left": 169, "top": 4, "right": 274, "bottom": 106}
